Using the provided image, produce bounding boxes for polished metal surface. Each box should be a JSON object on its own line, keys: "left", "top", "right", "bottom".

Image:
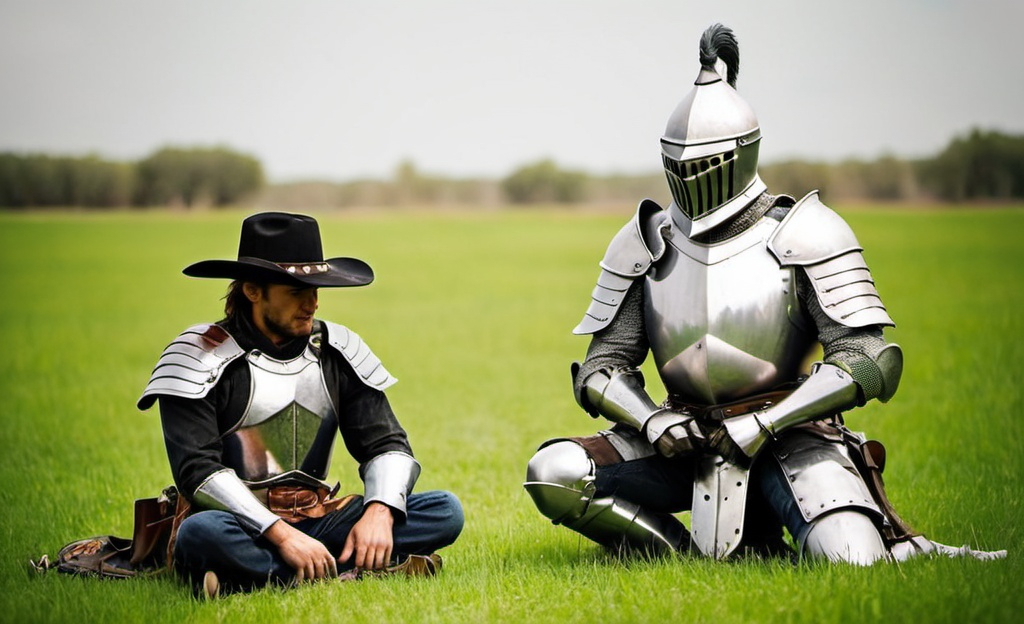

{"left": 889, "top": 535, "right": 1007, "bottom": 562}
{"left": 193, "top": 468, "right": 281, "bottom": 534}
{"left": 773, "top": 433, "right": 880, "bottom": 524}
{"left": 574, "top": 200, "right": 670, "bottom": 335}
{"left": 669, "top": 176, "right": 767, "bottom": 240}
{"left": 690, "top": 454, "right": 750, "bottom": 559}
{"left": 524, "top": 440, "right": 685, "bottom": 552}
{"left": 361, "top": 451, "right": 421, "bottom": 515}
{"left": 523, "top": 440, "right": 596, "bottom": 524}
{"left": 581, "top": 369, "right": 660, "bottom": 431}
{"left": 661, "top": 57, "right": 762, "bottom": 233}
{"left": 801, "top": 510, "right": 887, "bottom": 565}
{"left": 767, "top": 192, "right": 895, "bottom": 328}
{"left": 226, "top": 344, "right": 338, "bottom": 482}
{"left": 601, "top": 426, "right": 658, "bottom": 463}
{"left": 875, "top": 344, "right": 904, "bottom": 403}
{"left": 568, "top": 496, "right": 687, "bottom": 553}
{"left": 645, "top": 217, "right": 814, "bottom": 405}
{"left": 322, "top": 320, "right": 398, "bottom": 391}
{"left": 722, "top": 363, "right": 860, "bottom": 458}
{"left": 137, "top": 323, "right": 245, "bottom": 410}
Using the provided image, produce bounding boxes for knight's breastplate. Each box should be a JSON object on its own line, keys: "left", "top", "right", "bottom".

{"left": 224, "top": 345, "right": 338, "bottom": 483}
{"left": 644, "top": 218, "right": 815, "bottom": 406}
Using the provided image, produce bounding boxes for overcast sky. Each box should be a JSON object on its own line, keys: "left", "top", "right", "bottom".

{"left": 2, "top": 0, "right": 1022, "bottom": 182}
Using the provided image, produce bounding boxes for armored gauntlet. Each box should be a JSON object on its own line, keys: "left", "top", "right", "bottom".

{"left": 577, "top": 367, "right": 704, "bottom": 458}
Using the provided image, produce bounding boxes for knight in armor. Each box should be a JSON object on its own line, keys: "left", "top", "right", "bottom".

{"left": 524, "top": 24, "right": 1004, "bottom": 565}
{"left": 139, "top": 212, "right": 463, "bottom": 597}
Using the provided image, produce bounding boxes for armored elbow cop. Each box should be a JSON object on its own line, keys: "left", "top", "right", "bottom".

{"left": 841, "top": 343, "right": 904, "bottom": 404}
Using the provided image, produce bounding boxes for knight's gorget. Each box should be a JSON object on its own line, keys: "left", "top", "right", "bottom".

{"left": 645, "top": 215, "right": 815, "bottom": 405}
{"left": 223, "top": 341, "right": 339, "bottom": 484}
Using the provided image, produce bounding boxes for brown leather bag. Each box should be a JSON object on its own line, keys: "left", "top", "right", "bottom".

{"left": 35, "top": 486, "right": 182, "bottom": 579}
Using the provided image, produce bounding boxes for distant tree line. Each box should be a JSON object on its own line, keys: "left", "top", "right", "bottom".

{"left": 2, "top": 129, "right": 1022, "bottom": 209}
{"left": 0, "top": 146, "right": 263, "bottom": 208}
{"left": 760, "top": 129, "right": 1024, "bottom": 203}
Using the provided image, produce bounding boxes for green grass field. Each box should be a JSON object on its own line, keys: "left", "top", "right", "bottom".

{"left": 1, "top": 205, "right": 1021, "bottom": 623}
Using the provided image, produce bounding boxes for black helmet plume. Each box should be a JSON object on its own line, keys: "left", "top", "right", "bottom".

{"left": 699, "top": 23, "right": 739, "bottom": 88}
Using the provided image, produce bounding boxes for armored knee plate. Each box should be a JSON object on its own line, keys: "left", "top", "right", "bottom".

{"left": 524, "top": 441, "right": 596, "bottom": 524}
{"left": 524, "top": 440, "right": 687, "bottom": 553}
{"left": 772, "top": 430, "right": 886, "bottom": 564}
{"left": 803, "top": 510, "right": 886, "bottom": 565}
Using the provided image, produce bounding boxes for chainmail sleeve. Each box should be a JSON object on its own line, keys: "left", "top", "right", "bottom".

{"left": 796, "top": 270, "right": 890, "bottom": 402}
{"left": 573, "top": 279, "right": 650, "bottom": 396}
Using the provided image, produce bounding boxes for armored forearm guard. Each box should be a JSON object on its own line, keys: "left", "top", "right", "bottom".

{"left": 193, "top": 468, "right": 280, "bottom": 534}
{"left": 723, "top": 363, "right": 859, "bottom": 458}
{"left": 577, "top": 368, "right": 660, "bottom": 431}
{"left": 360, "top": 451, "right": 421, "bottom": 519}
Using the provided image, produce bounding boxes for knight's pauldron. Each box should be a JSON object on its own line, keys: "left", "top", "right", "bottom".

{"left": 767, "top": 192, "right": 895, "bottom": 329}
{"left": 574, "top": 199, "right": 670, "bottom": 335}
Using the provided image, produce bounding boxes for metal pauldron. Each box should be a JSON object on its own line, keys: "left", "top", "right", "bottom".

{"left": 193, "top": 468, "right": 281, "bottom": 534}
{"left": 137, "top": 324, "right": 245, "bottom": 410}
{"left": 573, "top": 200, "right": 669, "bottom": 335}
{"left": 767, "top": 191, "right": 895, "bottom": 329}
{"left": 321, "top": 320, "right": 398, "bottom": 391}
{"left": 360, "top": 451, "right": 421, "bottom": 517}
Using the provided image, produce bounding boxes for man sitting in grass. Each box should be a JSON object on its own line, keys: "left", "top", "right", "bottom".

{"left": 524, "top": 24, "right": 1004, "bottom": 565}
{"left": 138, "top": 212, "right": 463, "bottom": 598}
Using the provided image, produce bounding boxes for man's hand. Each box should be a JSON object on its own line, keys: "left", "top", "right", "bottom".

{"left": 264, "top": 519, "right": 338, "bottom": 582}
{"left": 643, "top": 410, "right": 706, "bottom": 458}
{"left": 340, "top": 502, "right": 395, "bottom": 571}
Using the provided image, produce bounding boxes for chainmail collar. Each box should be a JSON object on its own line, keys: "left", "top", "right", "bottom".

{"left": 692, "top": 191, "right": 782, "bottom": 244}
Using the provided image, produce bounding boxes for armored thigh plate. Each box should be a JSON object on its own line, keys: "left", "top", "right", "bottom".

{"left": 224, "top": 345, "right": 338, "bottom": 483}
{"left": 771, "top": 430, "right": 882, "bottom": 531}
{"left": 645, "top": 218, "right": 816, "bottom": 405}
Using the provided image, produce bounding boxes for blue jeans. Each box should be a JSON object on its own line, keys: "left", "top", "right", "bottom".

{"left": 174, "top": 490, "right": 464, "bottom": 592}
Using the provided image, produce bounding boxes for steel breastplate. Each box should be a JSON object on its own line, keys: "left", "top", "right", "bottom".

{"left": 223, "top": 344, "right": 338, "bottom": 483}
{"left": 644, "top": 217, "right": 815, "bottom": 405}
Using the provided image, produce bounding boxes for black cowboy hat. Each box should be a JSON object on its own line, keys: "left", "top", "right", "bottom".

{"left": 183, "top": 212, "right": 374, "bottom": 287}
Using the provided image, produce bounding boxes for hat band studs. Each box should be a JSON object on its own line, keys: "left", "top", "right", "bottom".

{"left": 279, "top": 262, "right": 330, "bottom": 275}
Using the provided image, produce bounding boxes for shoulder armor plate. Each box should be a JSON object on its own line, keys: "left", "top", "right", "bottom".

{"left": 768, "top": 192, "right": 894, "bottom": 328}
{"left": 137, "top": 324, "right": 245, "bottom": 410}
{"left": 574, "top": 199, "right": 669, "bottom": 335}
{"left": 767, "top": 191, "right": 861, "bottom": 265}
{"left": 321, "top": 320, "right": 398, "bottom": 391}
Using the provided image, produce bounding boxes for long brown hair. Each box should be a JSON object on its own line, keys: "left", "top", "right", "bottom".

{"left": 223, "top": 280, "right": 262, "bottom": 321}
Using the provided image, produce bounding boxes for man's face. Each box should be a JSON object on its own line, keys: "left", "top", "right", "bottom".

{"left": 246, "top": 282, "right": 319, "bottom": 345}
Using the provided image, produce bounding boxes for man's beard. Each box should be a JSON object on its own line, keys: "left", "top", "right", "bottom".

{"left": 261, "top": 312, "right": 311, "bottom": 342}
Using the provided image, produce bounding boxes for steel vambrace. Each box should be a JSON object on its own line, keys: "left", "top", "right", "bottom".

{"left": 722, "top": 363, "right": 859, "bottom": 459}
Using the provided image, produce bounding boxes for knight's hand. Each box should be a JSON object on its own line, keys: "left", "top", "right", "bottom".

{"left": 710, "top": 412, "right": 771, "bottom": 464}
{"left": 643, "top": 410, "right": 706, "bottom": 458}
